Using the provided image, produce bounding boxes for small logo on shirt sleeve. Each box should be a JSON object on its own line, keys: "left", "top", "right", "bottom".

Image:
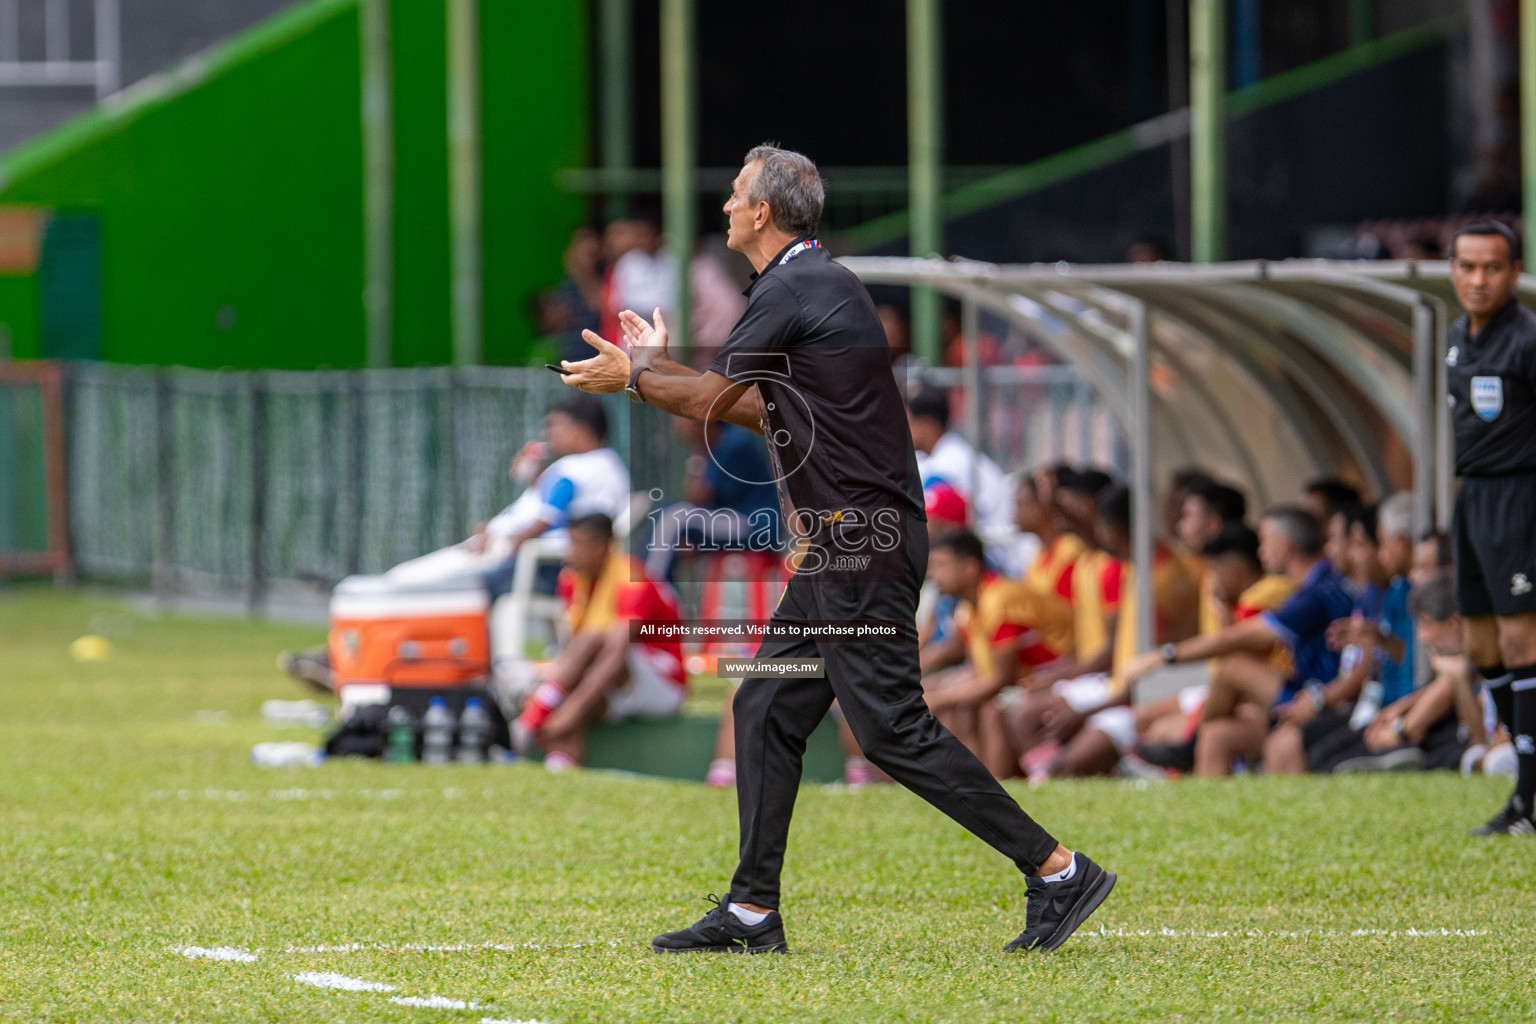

{"left": 1471, "top": 376, "right": 1504, "bottom": 421}
{"left": 1446, "top": 345, "right": 1458, "bottom": 367}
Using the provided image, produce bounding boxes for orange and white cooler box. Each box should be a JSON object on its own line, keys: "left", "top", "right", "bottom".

{"left": 329, "top": 575, "right": 491, "bottom": 709}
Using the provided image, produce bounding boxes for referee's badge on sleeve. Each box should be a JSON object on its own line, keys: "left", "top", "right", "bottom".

{"left": 1471, "top": 376, "right": 1504, "bottom": 422}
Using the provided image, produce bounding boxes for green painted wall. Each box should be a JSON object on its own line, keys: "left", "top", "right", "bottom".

{"left": 482, "top": 0, "right": 589, "bottom": 365}
{"left": 0, "top": 0, "right": 587, "bottom": 369}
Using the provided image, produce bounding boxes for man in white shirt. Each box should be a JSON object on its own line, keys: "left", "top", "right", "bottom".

{"left": 906, "top": 386, "right": 1030, "bottom": 574}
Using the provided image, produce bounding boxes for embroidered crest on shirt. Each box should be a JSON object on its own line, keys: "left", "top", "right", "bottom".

{"left": 1471, "top": 376, "right": 1504, "bottom": 422}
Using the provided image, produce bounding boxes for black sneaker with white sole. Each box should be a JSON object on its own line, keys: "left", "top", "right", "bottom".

{"left": 651, "top": 895, "right": 789, "bottom": 954}
{"left": 1005, "top": 852, "right": 1116, "bottom": 953}
{"left": 1470, "top": 794, "right": 1536, "bottom": 836}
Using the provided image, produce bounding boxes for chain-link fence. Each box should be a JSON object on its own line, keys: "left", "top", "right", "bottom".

{"left": 18, "top": 361, "right": 1120, "bottom": 613}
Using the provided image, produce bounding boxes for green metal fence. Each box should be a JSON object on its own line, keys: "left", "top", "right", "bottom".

{"left": 41, "top": 361, "right": 1114, "bottom": 613}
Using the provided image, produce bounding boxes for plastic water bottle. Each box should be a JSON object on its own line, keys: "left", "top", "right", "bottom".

{"left": 422, "top": 697, "right": 454, "bottom": 765}
{"left": 456, "top": 698, "right": 489, "bottom": 764}
{"left": 384, "top": 705, "right": 417, "bottom": 763}
{"left": 1350, "top": 679, "right": 1383, "bottom": 731}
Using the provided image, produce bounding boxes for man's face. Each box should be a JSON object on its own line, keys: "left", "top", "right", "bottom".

{"left": 1258, "top": 519, "right": 1291, "bottom": 575}
{"left": 1057, "top": 489, "right": 1095, "bottom": 536}
{"left": 1015, "top": 485, "right": 1047, "bottom": 534}
{"left": 565, "top": 527, "right": 609, "bottom": 578}
{"left": 1208, "top": 552, "right": 1256, "bottom": 606}
{"left": 1415, "top": 614, "right": 1465, "bottom": 657}
{"left": 1346, "top": 522, "right": 1382, "bottom": 583}
{"left": 1301, "top": 491, "right": 1329, "bottom": 526}
{"left": 1379, "top": 531, "right": 1413, "bottom": 578}
{"left": 724, "top": 161, "right": 766, "bottom": 253}
{"left": 1095, "top": 521, "right": 1130, "bottom": 561}
{"left": 544, "top": 412, "right": 582, "bottom": 458}
{"left": 927, "top": 547, "right": 978, "bottom": 599}
{"left": 1324, "top": 511, "right": 1349, "bottom": 569}
{"left": 907, "top": 411, "right": 941, "bottom": 454}
{"left": 1451, "top": 233, "right": 1520, "bottom": 320}
{"left": 1177, "top": 494, "right": 1223, "bottom": 552}
{"left": 1410, "top": 537, "right": 1443, "bottom": 587}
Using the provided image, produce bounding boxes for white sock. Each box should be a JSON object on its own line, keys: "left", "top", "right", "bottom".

{"left": 1034, "top": 853, "right": 1078, "bottom": 883}
{"left": 728, "top": 903, "right": 770, "bottom": 925}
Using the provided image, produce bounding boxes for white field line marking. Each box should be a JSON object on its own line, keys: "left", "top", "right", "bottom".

{"left": 390, "top": 995, "right": 483, "bottom": 1010}
{"left": 1086, "top": 926, "right": 1492, "bottom": 939}
{"left": 482, "top": 1018, "right": 553, "bottom": 1024}
{"left": 174, "top": 945, "right": 258, "bottom": 962}
{"left": 283, "top": 940, "right": 620, "bottom": 954}
{"left": 291, "top": 971, "right": 397, "bottom": 992}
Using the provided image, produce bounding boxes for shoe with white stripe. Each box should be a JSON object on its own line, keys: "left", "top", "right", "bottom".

{"left": 1470, "top": 795, "right": 1536, "bottom": 836}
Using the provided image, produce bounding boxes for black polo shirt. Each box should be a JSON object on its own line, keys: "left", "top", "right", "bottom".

{"left": 709, "top": 236, "right": 925, "bottom": 576}
{"left": 1447, "top": 297, "right": 1536, "bottom": 478}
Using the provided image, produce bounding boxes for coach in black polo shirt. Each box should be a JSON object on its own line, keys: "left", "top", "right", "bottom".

{"left": 563, "top": 144, "right": 1115, "bottom": 952}
{"left": 1445, "top": 221, "right": 1536, "bottom": 836}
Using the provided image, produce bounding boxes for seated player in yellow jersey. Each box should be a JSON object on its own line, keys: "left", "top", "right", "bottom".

{"left": 1124, "top": 522, "right": 1293, "bottom": 762}
{"left": 922, "top": 530, "right": 1066, "bottom": 777}
{"left": 1008, "top": 484, "right": 1201, "bottom": 779}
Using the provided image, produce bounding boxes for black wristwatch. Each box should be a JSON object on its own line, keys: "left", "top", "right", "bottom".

{"left": 625, "top": 364, "right": 651, "bottom": 404}
{"left": 1161, "top": 642, "right": 1179, "bottom": 665}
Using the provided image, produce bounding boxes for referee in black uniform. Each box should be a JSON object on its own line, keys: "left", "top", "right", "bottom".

{"left": 1445, "top": 221, "right": 1536, "bottom": 835}
{"left": 564, "top": 144, "right": 1115, "bottom": 952}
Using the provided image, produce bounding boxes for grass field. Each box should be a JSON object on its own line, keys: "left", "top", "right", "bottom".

{"left": 2, "top": 584, "right": 1535, "bottom": 1023}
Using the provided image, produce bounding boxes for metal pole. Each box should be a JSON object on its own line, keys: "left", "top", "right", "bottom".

{"left": 1434, "top": 301, "right": 1454, "bottom": 530}
{"left": 907, "top": 0, "right": 943, "bottom": 363}
{"left": 359, "top": 0, "right": 394, "bottom": 369}
{"left": 0, "top": 0, "right": 17, "bottom": 62}
{"left": 93, "top": 0, "right": 119, "bottom": 99}
{"left": 44, "top": 0, "right": 66, "bottom": 60}
{"left": 1189, "top": 0, "right": 1227, "bottom": 263}
{"left": 1165, "top": 0, "right": 1190, "bottom": 260}
{"left": 600, "top": 0, "right": 632, "bottom": 222}
{"left": 660, "top": 0, "right": 695, "bottom": 355}
{"left": 1349, "top": 0, "right": 1373, "bottom": 47}
{"left": 1129, "top": 301, "right": 1155, "bottom": 654}
{"left": 1411, "top": 300, "right": 1434, "bottom": 537}
{"left": 961, "top": 295, "right": 981, "bottom": 526}
{"left": 1523, "top": 0, "right": 1536, "bottom": 264}
{"left": 448, "top": 0, "right": 482, "bottom": 366}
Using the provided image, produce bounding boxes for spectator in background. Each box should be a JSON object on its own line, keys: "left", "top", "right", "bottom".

{"left": 644, "top": 418, "right": 779, "bottom": 583}
{"left": 1313, "top": 574, "right": 1481, "bottom": 773}
{"left": 1119, "top": 507, "right": 1353, "bottom": 776}
{"left": 1126, "top": 235, "right": 1174, "bottom": 263}
{"left": 603, "top": 216, "right": 673, "bottom": 344}
{"left": 512, "top": 514, "right": 686, "bottom": 770}
{"left": 1131, "top": 523, "right": 1293, "bottom": 761}
{"left": 1264, "top": 500, "right": 1407, "bottom": 774}
{"left": 1163, "top": 468, "right": 1217, "bottom": 543}
{"left": 922, "top": 530, "right": 1064, "bottom": 776}
{"left": 549, "top": 227, "right": 604, "bottom": 364}
{"left": 475, "top": 395, "right": 630, "bottom": 589}
{"left": 1033, "top": 484, "right": 1199, "bottom": 778}
{"left": 1177, "top": 480, "right": 1251, "bottom": 640}
{"left": 690, "top": 240, "right": 748, "bottom": 353}
{"left": 906, "top": 386, "right": 1024, "bottom": 573}
{"left": 1301, "top": 477, "right": 1362, "bottom": 536}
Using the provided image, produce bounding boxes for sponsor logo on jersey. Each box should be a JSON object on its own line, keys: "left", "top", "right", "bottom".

{"left": 1471, "top": 376, "right": 1504, "bottom": 421}
{"left": 1446, "top": 345, "right": 1459, "bottom": 367}
{"left": 1513, "top": 573, "right": 1533, "bottom": 597}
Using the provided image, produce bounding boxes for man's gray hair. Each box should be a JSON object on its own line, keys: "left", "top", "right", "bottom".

{"left": 1378, "top": 492, "right": 1414, "bottom": 541}
{"left": 1261, "top": 505, "right": 1323, "bottom": 556}
{"left": 744, "top": 144, "right": 824, "bottom": 237}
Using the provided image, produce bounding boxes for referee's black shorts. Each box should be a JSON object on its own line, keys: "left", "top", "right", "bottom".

{"left": 1453, "top": 471, "right": 1536, "bottom": 619}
